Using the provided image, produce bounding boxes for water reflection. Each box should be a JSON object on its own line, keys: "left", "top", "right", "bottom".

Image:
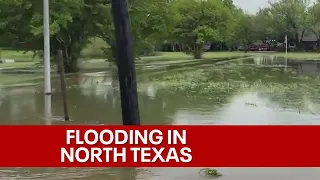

{"left": 1, "top": 167, "right": 320, "bottom": 180}
{"left": 1, "top": 56, "right": 320, "bottom": 179}
{"left": 0, "top": 71, "right": 180, "bottom": 125}
{"left": 1, "top": 56, "right": 320, "bottom": 125}
{"left": 251, "top": 56, "right": 320, "bottom": 76}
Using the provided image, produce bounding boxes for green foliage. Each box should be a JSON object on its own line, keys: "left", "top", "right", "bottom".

{"left": 229, "top": 10, "right": 254, "bottom": 50}
{"left": 94, "top": 0, "right": 173, "bottom": 63}
{"left": 170, "top": 0, "right": 233, "bottom": 59}
{"left": 307, "top": 1, "right": 320, "bottom": 50}
{"left": 0, "top": 0, "right": 111, "bottom": 72}
{"left": 251, "top": 8, "right": 276, "bottom": 42}
{"left": 253, "top": 0, "right": 310, "bottom": 46}
{"left": 2, "top": 0, "right": 320, "bottom": 74}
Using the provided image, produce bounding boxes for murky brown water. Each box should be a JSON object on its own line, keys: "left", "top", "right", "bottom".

{"left": 1, "top": 56, "right": 320, "bottom": 179}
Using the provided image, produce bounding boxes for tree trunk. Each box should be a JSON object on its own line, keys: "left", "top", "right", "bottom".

{"left": 193, "top": 49, "right": 202, "bottom": 59}
{"left": 243, "top": 42, "right": 248, "bottom": 53}
{"left": 295, "top": 31, "right": 305, "bottom": 51}
{"left": 193, "top": 44, "right": 203, "bottom": 59}
{"left": 60, "top": 45, "right": 81, "bottom": 73}
{"left": 64, "top": 56, "right": 79, "bottom": 73}
{"left": 193, "top": 53, "right": 202, "bottom": 59}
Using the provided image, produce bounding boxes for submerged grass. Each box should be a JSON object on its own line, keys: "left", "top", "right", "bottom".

{"left": 152, "top": 62, "right": 320, "bottom": 114}
{"left": 0, "top": 74, "right": 43, "bottom": 85}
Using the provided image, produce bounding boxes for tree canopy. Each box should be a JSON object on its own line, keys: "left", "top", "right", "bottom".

{"left": 1, "top": 0, "right": 320, "bottom": 72}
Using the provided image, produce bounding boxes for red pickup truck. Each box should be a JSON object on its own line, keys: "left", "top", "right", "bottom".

{"left": 248, "top": 44, "right": 269, "bottom": 51}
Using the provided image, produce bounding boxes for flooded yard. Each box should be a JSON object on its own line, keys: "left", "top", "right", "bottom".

{"left": 1, "top": 56, "right": 320, "bottom": 179}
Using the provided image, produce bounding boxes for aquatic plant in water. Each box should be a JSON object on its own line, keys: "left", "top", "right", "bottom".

{"left": 151, "top": 64, "right": 320, "bottom": 114}
{"left": 199, "top": 168, "right": 222, "bottom": 178}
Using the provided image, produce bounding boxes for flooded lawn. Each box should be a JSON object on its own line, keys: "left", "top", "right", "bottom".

{"left": 1, "top": 56, "right": 320, "bottom": 179}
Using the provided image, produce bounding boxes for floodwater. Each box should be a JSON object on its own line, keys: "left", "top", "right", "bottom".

{"left": 1, "top": 56, "right": 320, "bottom": 179}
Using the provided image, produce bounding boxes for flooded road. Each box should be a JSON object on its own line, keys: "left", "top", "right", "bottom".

{"left": 1, "top": 56, "right": 320, "bottom": 179}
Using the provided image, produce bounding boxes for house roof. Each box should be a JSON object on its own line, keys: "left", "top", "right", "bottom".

{"left": 300, "top": 30, "right": 318, "bottom": 42}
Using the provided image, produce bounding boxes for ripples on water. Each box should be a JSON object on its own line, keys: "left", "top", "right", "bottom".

{"left": 1, "top": 56, "right": 320, "bottom": 179}
{"left": 1, "top": 168, "right": 320, "bottom": 180}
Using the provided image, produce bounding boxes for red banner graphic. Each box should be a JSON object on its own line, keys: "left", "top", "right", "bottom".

{"left": 0, "top": 125, "right": 319, "bottom": 167}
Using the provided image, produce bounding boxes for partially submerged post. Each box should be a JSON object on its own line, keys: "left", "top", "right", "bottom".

{"left": 110, "top": 0, "right": 140, "bottom": 125}
{"left": 57, "top": 50, "right": 70, "bottom": 121}
{"left": 43, "top": 0, "right": 51, "bottom": 95}
{"left": 43, "top": 0, "right": 52, "bottom": 123}
{"left": 44, "top": 95, "right": 52, "bottom": 124}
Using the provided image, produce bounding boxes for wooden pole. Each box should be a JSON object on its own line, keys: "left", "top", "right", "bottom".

{"left": 110, "top": 0, "right": 140, "bottom": 125}
{"left": 57, "top": 50, "right": 70, "bottom": 121}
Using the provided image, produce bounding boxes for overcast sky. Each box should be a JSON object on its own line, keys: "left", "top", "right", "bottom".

{"left": 233, "top": 0, "right": 270, "bottom": 14}
{"left": 233, "top": 0, "right": 316, "bottom": 14}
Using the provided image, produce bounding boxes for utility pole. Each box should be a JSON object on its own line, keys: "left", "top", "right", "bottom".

{"left": 43, "top": 0, "right": 51, "bottom": 95}
{"left": 110, "top": 0, "right": 140, "bottom": 125}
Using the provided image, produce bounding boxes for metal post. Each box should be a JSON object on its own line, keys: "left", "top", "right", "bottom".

{"left": 44, "top": 95, "right": 52, "bottom": 125}
{"left": 43, "top": 0, "right": 51, "bottom": 95}
{"left": 285, "top": 35, "right": 288, "bottom": 70}
{"left": 111, "top": 0, "right": 140, "bottom": 125}
{"left": 285, "top": 35, "right": 288, "bottom": 55}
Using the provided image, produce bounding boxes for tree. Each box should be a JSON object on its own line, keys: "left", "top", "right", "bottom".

{"left": 0, "top": 0, "right": 114, "bottom": 72}
{"left": 308, "top": 0, "right": 320, "bottom": 51}
{"left": 0, "top": 0, "right": 35, "bottom": 50}
{"left": 94, "top": 0, "right": 173, "bottom": 64}
{"left": 267, "top": 0, "right": 311, "bottom": 49}
{"left": 251, "top": 8, "right": 276, "bottom": 43}
{"left": 0, "top": 0, "right": 174, "bottom": 71}
{"left": 30, "top": 0, "right": 110, "bottom": 72}
{"left": 171, "top": 0, "right": 233, "bottom": 59}
{"left": 232, "top": 11, "right": 254, "bottom": 52}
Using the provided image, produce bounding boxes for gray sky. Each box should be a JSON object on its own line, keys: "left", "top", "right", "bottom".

{"left": 233, "top": 0, "right": 269, "bottom": 14}
{"left": 233, "top": 0, "right": 316, "bottom": 14}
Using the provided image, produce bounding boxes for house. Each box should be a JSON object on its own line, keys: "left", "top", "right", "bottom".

{"left": 299, "top": 30, "right": 318, "bottom": 51}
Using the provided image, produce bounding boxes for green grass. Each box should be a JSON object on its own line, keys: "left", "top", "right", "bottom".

{"left": 0, "top": 50, "right": 40, "bottom": 62}
{"left": 79, "top": 52, "right": 250, "bottom": 70}
{"left": 3, "top": 49, "right": 320, "bottom": 75}
{"left": 142, "top": 52, "right": 249, "bottom": 61}
{"left": 0, "top": 62, "right": 37, "bottom": 68}
{"left": 2, "top": 50, "right": 320, "bottom": 86}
